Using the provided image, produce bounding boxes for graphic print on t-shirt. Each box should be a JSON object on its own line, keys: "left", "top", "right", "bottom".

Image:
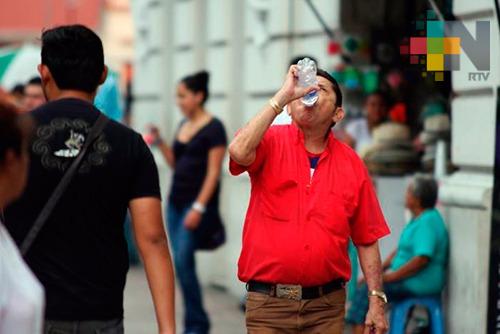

{"left": 33, "top": 118, "right": 111, "bottom": 173}
{"left": 54, "top": 130, "right": 85, "bottom": 158}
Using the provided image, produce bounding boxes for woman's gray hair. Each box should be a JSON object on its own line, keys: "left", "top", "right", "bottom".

{"left": 410, "top": 174, "right": 439, "bottom": 209}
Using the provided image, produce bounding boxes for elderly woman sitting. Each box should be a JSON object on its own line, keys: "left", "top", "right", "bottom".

{"left": 346, "top": 175, "right": 449, "bottom": 333}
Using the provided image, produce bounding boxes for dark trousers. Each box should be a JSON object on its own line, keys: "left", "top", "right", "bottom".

{"left": 167, "top": 202, "right": 210, "bottom": 334}
{"left": 44, "top": 319, "right": 123, "bottom": 334}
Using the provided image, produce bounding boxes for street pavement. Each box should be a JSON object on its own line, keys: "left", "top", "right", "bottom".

{"left": 124, "top": 267, "right": 246, "bottom": 334}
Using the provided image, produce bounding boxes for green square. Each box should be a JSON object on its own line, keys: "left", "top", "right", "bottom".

{"left": 427, "top": 21, "right": 444, "bottom": 37}
{"left": 427, "top": 38, "right": 444, "bottom": 54}
{"left": 416, "top": 20, "right": 425, "bottom": 30}
{"left": 427, "top": 10, "right": 437, "bottom": 19}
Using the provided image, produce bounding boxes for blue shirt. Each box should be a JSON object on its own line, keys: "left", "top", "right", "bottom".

{"left": 391, "top": 208, "right": 449, "bottom": 295}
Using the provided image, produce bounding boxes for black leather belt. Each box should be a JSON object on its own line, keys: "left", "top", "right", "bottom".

{"left": 246, "top": 279, "right": 345, "bottom": 301}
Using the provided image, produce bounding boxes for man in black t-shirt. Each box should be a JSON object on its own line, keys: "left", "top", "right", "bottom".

{"left": 4, "top": 25, "right": 175, "bottom": 334}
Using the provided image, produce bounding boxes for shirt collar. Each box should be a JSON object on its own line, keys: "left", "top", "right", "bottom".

{"left": 292, "top": 123, "right": 335, "bottom": 157}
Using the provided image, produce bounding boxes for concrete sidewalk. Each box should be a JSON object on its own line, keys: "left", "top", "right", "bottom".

{"left": 124, "top": 267, "right": 246, "bottom": 334}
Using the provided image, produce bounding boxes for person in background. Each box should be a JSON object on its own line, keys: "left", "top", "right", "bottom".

{"left": 94, "top": 72, "right": 124, "bottom": 122}
{"left": 23, "top": 77, "right": 46, "bottom": 112}
{"left": 0, "top": 100, "right": 44, "bottom": 334}
{"left": 229, "top": 65, "right": 390, "bottom": 333}
{"left": 151, "top": 71, "right": 227, "bottom": 334}
{"left": 10, "top": 84, "right": 25, "bottom": 108}
{"left": 4, "top": 25, "right": 175, "bottom": 334}
{"left": 343, "top": 91, "right": 389, "bottom": 154}
{"left": 346, "top": 175, "right": 449, "bottom": 334}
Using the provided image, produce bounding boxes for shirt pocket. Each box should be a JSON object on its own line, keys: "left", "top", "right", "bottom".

{"left": 311, "top": 190, "right": 350, "bottom": 236}
{"left": 260, "top": 177, "right": 298, "bottom": 221}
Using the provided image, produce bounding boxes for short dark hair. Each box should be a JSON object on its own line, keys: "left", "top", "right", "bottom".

{"left": 411, "top": 175, "right": 439, "bottom": 209}
{"left": 317, "top": 68, "right": 343, "bottom": 107}
{"left": 11, "top": 84, "right": 24, "bottom": 95}
{"left": 27, "top": 77, "right": 42, "bottom": 86}
{"left": 368, "top": 90, "right": 390, "bottom": 105}
{"left": 41, "top": 25, "right": 105, "bottom": 93}
{"left": 0, "top": 101, "right": 25, "bottom": 164}
{"left": 180, "top": 71, "right": 210, "bottom": 105}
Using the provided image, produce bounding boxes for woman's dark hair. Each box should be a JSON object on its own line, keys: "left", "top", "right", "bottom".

{"left": 0, "top": 101, "right": 25, "bottom": 164}
{"left": 180, "top": 71, "right": 210, "bottom": 105}
{"left": 41, "top": 25, "right": 105, "bottom": 94}
{"left": 317, "top": 69, "right": 343, "bottom": 108}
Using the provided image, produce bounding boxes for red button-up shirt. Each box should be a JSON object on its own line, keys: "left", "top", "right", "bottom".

{"left": 230, "top": 124, "right": 390, "bottom": 286}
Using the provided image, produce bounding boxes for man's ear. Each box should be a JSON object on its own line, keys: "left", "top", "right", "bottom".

{"left": 38, "top": 64, "right": 52, "bottom": 85}
{"left": 99, "top": 66, "right": 108, "bottom": 85}
{"left": 333, "top": 107, "right": 345, "bottom": 123}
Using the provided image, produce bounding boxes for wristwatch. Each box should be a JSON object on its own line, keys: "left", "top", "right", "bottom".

{"left": 192, "top": 202, "right": 206, "bottom": 214}
{"left": 368, "top": 290, "right": 388, "bottom": 304}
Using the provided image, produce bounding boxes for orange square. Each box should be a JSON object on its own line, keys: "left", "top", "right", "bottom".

{"left": 444, "top": 37, "right": 460, "bottom": 54}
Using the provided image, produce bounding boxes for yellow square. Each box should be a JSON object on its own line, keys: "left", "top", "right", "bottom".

{"left": 444, "top": 37, "right": 460, "bottom": 54}
{"left": 427, "top": 54, "right": 444, "bottom": 71}
{"left": 435, "top": 72, "right": 444, "bottom": 81}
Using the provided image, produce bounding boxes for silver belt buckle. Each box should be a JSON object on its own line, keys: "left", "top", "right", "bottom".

{"left": 276, "top": 284, "right": 302, "bottom": 301}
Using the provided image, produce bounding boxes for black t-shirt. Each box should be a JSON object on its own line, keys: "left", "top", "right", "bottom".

{"left": 4, "top": 98, "right": 161, "bottom": 321}
{"left": 169, "top": 118, "right": 227, "bottom": 208}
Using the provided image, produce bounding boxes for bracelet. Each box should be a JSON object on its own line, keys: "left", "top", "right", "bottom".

{"left": 269, "top": 98, "right": 283, "bottom": 115}
{"left": 192, "top": 202, "right": 206, "bottom": 214}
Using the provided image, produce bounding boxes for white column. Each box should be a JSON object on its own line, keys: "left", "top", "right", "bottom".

{"left": 440, "top": 1, "right": 499, "bottom": 332}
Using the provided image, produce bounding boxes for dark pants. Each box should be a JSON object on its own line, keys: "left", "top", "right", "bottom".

{"left": 44, "top": 319, "right": 123, "bottom": 334}
{"left": 167, "top": 203, "right": 210, "bottom": 334}
{"left": 245, "top": 289, "right": 346, "bottom": 334}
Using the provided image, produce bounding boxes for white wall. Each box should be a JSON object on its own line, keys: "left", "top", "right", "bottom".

{"left": 439, "top": 1, "right": 499, "bottom": 332}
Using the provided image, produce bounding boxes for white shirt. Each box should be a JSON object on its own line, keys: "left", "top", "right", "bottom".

{"left": 272, "top": 107, "right": 292, "bottom": 125}
{"left": 0, "top": 222, "right": 44, "bottom": 334}
{"left": 345, "top": 118, "right": 373, "bottom": 154}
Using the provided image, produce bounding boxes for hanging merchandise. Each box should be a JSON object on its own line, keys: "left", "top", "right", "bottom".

{"left": 331, "top": 64, "right": 346, "bottom": 85}
{"left": 343, "top": 66, "right": 361, "bottom": 90}
{"left": 327, "top": 40, "right": 342, "bottom": 55}
{"left": 362, "top": 66, "right": 379, "bottom": 94}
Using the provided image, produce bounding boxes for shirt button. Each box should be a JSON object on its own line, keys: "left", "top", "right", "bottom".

{"left": 304, "top": 245, "right": 310, "bottom": 250}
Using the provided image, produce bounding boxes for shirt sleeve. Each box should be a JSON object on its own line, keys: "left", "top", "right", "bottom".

{"left": 128, "top": 134, "right": 162, "bottom": 201}
{"left": 229, "top": 127, "right": 272, "bottom": 176}
{"left": 350, "top": 169, "right": 391, "bottom": 246}
{"left": 207, "top": 120, "right": 228, "bottom": 149}
{"left": 411, "top": 221, "right": 437, "bottom": 258}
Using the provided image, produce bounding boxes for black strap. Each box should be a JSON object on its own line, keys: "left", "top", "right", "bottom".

{"left": 20, "top": 114, "right": 109, "bottom": 256}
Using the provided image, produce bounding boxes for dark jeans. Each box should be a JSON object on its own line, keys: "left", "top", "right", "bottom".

{"left": 345, "top": 281, "right": 414, "bottom": 325}
{"left": 44, "top": 319, "right": 123, "bottom": 334}
{"left": 167, "top": 202, "right": 210, "bottom": 334}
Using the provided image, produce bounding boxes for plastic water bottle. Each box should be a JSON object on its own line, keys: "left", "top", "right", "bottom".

{"left": 297, "top": 57, "right": 319, "bottom": 106}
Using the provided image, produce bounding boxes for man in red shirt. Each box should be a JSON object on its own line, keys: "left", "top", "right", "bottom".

{"left": 229, "top": 66, "right": 390, "bottom": 333}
